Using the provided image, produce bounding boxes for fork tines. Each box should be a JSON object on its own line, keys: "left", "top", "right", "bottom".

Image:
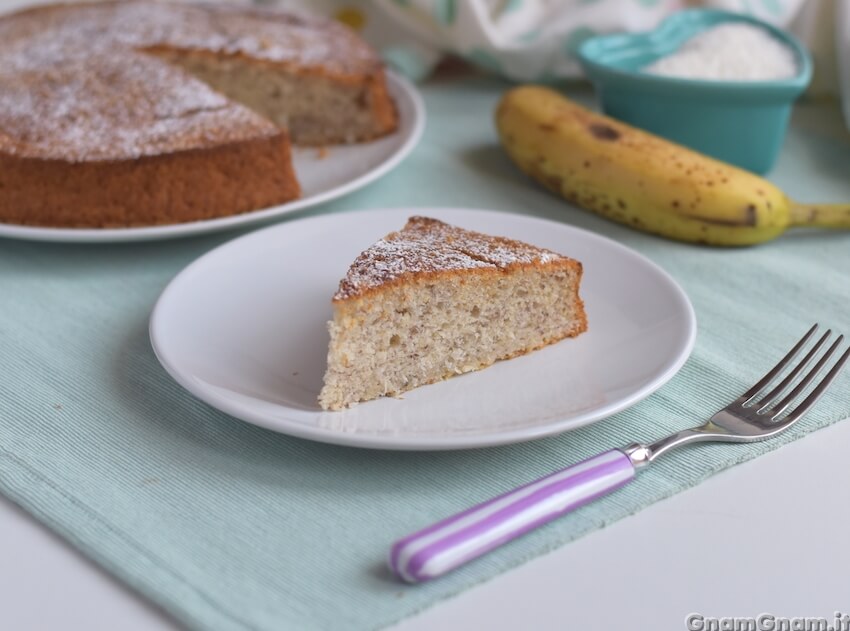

{"left": 741, "top": 324, "right": 850, "bottom": 421}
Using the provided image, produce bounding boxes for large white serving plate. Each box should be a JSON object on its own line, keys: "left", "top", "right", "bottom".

{"left": 0, "top": 73, "right": 424, "bottom": 243}
{"left": 150, "top": 208, "right": 697, "bottom": 450}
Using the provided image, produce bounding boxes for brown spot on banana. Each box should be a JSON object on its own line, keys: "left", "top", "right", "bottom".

{"left": 588, "top": 123, "right": 620, "bottom": 141}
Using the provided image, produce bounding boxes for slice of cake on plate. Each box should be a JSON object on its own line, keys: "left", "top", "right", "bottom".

{"left": 318, "top": 216, "right": 587, "bottom": 410}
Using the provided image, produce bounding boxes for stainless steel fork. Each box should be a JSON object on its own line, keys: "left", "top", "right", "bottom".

{"left": 390, "top": 324, "right": 850, "bottom": 583}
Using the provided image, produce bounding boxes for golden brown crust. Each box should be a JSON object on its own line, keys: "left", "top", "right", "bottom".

{"left": 333, "top": 216, "right": 584, "bottom": 302}
{"left": 0, "top": 134, "right": 299, "bottom": 228}
{"left": 0, "top": 1, "right": 397, "bottom": 227}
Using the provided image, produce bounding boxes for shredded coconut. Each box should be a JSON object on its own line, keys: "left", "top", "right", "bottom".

{"left": 643, "top": 22, "right": 797, "bottom": 81}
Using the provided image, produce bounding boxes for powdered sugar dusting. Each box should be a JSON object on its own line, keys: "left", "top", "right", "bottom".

{"left": 0, "top": 44, "right": 274, "bottom": 161}
{"left": 0, "top": 2, "right": 383, "bottom": 160}
{"left": 334, "top": 217, "right": 567, "bottom": 300}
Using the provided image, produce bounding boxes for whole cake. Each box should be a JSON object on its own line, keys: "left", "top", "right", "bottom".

{"left": 319, "top": 217, "right": 587, "bottom": 410}
{"left": 0, "top": 1, "right": 397, "bottom": 228}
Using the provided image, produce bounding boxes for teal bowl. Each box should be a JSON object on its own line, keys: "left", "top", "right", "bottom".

{"left": 576, "top": 9, "right": 812, "bottom": 174}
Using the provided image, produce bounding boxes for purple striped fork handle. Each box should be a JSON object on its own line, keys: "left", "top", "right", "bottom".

{"left": 389, "top": 449, "right": 635, "bottom": 583}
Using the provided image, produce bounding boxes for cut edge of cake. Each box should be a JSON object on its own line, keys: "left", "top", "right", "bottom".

{"left": 318, "top": 217, "right": 587, "bottom": 411}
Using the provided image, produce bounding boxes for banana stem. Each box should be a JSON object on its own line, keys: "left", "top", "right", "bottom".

{"left": 790, "top": 202, "right": 850, "bottom": 228}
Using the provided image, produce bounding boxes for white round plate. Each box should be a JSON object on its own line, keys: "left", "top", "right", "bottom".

{"left": 0, "top": 73, "right": 424, "bottom": 243}
{"left": 150, "top": 208, "right": 696, "bottom": 450}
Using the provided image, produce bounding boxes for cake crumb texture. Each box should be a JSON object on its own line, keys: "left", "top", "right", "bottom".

{"left": 319, "top": 217, "right": 587, "bottom": 410}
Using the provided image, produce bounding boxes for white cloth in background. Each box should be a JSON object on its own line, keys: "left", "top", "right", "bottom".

{"left": 265, "top": 0, "right": 807, "bottom": 81}
{"left": 365, "top": 0, "right": 808, "bottom": 81}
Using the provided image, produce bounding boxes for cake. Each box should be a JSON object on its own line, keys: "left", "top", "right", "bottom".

{"left": 319, "top": 217, "right": 587, "bottom": 410}
{"left": 0, "top": 1, "right": 397, "bottom": 228}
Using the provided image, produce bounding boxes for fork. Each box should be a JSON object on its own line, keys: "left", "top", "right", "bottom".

{"left": 389, "top": 324, "right": 850, "bottom": 583}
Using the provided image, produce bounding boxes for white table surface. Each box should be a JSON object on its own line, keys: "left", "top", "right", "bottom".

{"left": 5, "top": 415, "right": 850, "bottom": 631}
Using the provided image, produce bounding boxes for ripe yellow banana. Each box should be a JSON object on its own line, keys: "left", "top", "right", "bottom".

{"left": 495, "top": 85, "right": 850, "bottom": 246}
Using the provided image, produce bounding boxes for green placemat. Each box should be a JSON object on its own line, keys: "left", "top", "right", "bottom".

{"left": 1, "top": 77, "right": 849, "bottom": 631}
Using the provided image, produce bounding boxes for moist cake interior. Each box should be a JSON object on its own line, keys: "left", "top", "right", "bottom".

{"left": 153, "top": 49, "right": 395, "bottom": 145}
{"left": 319, "top": 217, "right": 587, "bottom": 410}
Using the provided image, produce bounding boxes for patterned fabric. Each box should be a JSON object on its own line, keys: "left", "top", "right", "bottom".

{"left": 363, "top": 0, "right": 807, "bottom": 80}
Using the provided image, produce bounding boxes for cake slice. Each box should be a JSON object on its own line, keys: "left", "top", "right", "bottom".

{"left": 318, "top": 217, "right": 587, "bottom": 410}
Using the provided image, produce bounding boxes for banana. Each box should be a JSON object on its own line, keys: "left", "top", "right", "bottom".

{"left": 495, "top": 85, "right": 850, "bottom": 246}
